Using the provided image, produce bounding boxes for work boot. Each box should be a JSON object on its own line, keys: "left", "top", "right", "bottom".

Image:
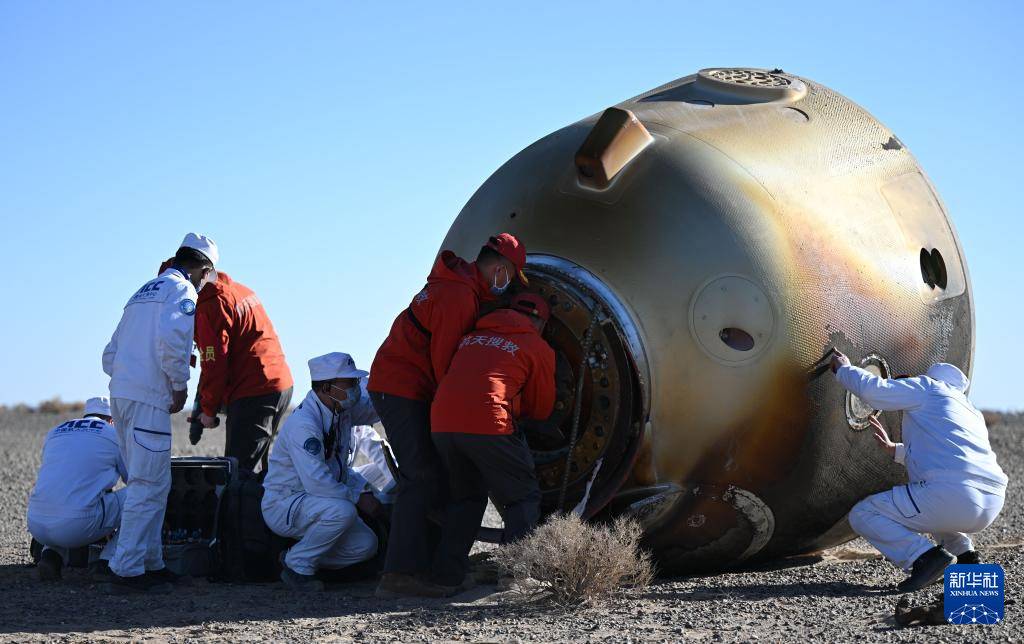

{"left": 278, "top": 552, "right": 323, "bottom": 592}
{"left": 88, "top": 559, "right": 114, "bottom": 582}
{"left": 375, "top": 572, "right": 450, "bottom": 598}
{"left": 897, "top": 547, "right": 956, "bottom": 593}
{"left": 107, "top": 572, "right": 172, "bottom": 595}
{"left": 957, "top": 550, "right": 982, "bottom": 565}
{"left": 146, "top": 567, "right": 192, "bottom": 586}
{"left": 36, "top": 548, "right": 62, "bottom": 582}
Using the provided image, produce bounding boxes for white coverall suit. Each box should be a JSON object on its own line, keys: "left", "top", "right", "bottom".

{"left": 261, "top": 381, "right": 386, "bottom": 576}
{"left": 837, "top": 363, "right": 1007, "bottom": 569}
{"left": 27, "top": 417, "right": 128, "bottom": 563}
{"left": 102, "top": 266, "right": 197, "bottom": 577}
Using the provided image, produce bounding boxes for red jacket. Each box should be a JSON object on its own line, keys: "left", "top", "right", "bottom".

{"left": 369, "top": 251, "right": 494, "bottom": 402}
{"left": 431, "top": 309, "right": 555, "bottom": 435}
{"left": 194, "top": 271, "right": 293, "bottom": 416}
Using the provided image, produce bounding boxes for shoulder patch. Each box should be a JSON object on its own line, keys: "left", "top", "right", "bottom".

{"left": 303, "top": 437, "right": 322, "bottom": 456}
{"left": 180, "top": 299, "right": 196, "bottom": 316}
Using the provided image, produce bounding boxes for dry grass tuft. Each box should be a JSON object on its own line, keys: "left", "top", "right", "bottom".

{"left": 491, "top": 513, "right": 654, "bottom": 610}
{"left": 0, "top": 398, "right": 85, "bottom": 416}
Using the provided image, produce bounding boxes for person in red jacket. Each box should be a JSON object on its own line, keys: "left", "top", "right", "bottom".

{"left": 428, "top": 293, "right": 555, "bottom": 590}
{"left": 191, "top": 270, "right": 294, "bottom": 473}
{"left": 369, "top": 233, "right": 528, "bottom": 597}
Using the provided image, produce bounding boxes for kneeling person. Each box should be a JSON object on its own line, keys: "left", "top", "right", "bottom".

{"left": 430, "top": 294, "right": 555, "bottom": 591}
{"left": 262, "top": 353, "right": 382, "bottom": 591}
{"left": 27, "top": 397, "right": 127, "bottom": 581}
{"left": 831, "top": 351, "right": 1007, "bottom": 592}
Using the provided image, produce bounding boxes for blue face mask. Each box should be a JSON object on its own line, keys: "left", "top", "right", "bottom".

{"left": 327, "top": 383, "right": 361, "bottom": 412}
{"left": 338, "top": 385, "right": 361, "bottom": 411}
{"left": 490, "top": 266, "right": 511, "bottom": 296}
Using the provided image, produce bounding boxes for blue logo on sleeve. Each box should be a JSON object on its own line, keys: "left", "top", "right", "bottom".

{"left": 180, "top": 299, "right": 196, "bottom": 316}
{"left": 303, "top": 437, "right": 322, "bottom": 456}
{"left": 945, "top": 564, "right": 1004, "bottom": 624}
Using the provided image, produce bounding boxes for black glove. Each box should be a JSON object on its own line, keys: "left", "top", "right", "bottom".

{"left": 189, "top": 420, "right": 204, "bottom": 445}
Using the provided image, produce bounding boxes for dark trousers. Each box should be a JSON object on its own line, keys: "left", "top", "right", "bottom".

{"left": 369, "top": 391, "right": 439, "bottom": 576}
{"left": 225, "top": 387, "right": 293, "bottom": 473}
{"left": 430, "top": 430, "right": 541, "bottom": 586}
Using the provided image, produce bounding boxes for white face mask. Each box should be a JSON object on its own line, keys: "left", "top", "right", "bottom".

{"left": 491, "top": 266, "right": 511, "bottom": 295}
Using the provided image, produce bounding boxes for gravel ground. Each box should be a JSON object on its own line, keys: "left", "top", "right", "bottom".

{"left": 0, "top": 410, "right": 1020, "bottom": 643}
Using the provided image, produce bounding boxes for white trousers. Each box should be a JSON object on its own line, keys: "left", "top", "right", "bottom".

{"left": 109, "top": 398, "right": 173, "bottom": 577}
{"left": 849, "top": 480, "right": 1004, "bottom": 570}
{"left": 28, "top": 488, "right": 127, "bottom": 563}
{"left": 262, "top": 492, "right": 378, "bottom": 576}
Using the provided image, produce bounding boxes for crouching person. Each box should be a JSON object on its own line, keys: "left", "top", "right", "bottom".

{"left": 429, "top": 294, "right": 555, "bottom": 594}
{"left": 262, "top": 353, "right": 383, "bottom": 591}
{"left": 831, "top": 351, "right": 1007, "bottom": 592}
{"left": 27, "top": 397, "right": 127, "bottom": 581}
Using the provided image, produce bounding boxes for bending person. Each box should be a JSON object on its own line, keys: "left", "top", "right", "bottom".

{"left": 430, "top": 294, "right": 555, "bottom": 593}
{"left": 831, "top": 350, "right": 1007, "bottom": 592}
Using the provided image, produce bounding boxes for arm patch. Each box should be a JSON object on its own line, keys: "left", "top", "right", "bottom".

{"left": 303, "top": 437, "right": 322, "bottom": 456}
{"left": 180, "top": 299, "right": 196, "bottom": 316}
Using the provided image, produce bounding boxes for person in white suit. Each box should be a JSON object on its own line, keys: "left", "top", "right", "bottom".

{"left": 101, "top": 233, "right": 218, "bottom": 594}
{"left": 262, "top": 352, "right": 385, "bottom": 591}
{"left": 831, "top": 350, "right": 1007, "bottom": 592}
{"left": 27, "top": 397, "right": 126, "bottom": 581}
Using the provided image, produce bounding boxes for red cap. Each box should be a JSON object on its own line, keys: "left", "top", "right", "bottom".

{"left": 485, "top": 233, "right": 529, "bottom": 285}
{"left": 511, "top": 293, "right": 550, "bottom": 322}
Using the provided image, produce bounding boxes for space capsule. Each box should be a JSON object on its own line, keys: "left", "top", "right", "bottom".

{"left": 441, "top": 68, "right": 973, "bottom": 573}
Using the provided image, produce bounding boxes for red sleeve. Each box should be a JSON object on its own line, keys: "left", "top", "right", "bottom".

{"left": 195, "top": 295, "right": 233, "bottom": 416}
{"left": 520, "top": 341, "right": 555, "bottom": 421}
{"left": 426, "top": 284, "right": 479, "bottom": 386}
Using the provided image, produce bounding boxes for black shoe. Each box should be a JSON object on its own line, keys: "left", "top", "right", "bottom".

{"left": 146, "top": 567, "right": 192, "bottom": 586}
{"left": 37, "top": 549, "right": 62, "bottom": 582}
{"left": 957, "top": 550, "right": 981, "bottom": 565}
{"left": 88, "top": 559, "right": 114, "bottom": 582}
{"left": 107, "top": 572, "right": 172, "bottom": 595}
{"left": 278, "top": 552, "right": 323, "bottom": 591}
{"left": 897, "top": 547, "right": 956, "bottom": 593}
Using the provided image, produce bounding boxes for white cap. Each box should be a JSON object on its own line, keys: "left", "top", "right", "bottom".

{"left": 84, "top": 396, "right": 111, "bottom": 417}
{"left": 926, "top": 363, "right": 969, "bottom": 392}
{"left": 308, "top": 352, "right": 368, "bottom": 382}
{"left": 179, "top": 233, "right": 219, "bottom": 267}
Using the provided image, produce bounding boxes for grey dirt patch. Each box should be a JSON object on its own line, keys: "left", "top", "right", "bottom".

{"left": 1, "top": 410, "right": 1021, "bottom": 642}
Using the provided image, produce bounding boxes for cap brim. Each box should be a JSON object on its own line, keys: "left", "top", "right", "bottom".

{"left": 517, "top": 270, "right": 529, "bottom": 285}
{"left": 337, "top": 369, "right": 369, "bottom": 379}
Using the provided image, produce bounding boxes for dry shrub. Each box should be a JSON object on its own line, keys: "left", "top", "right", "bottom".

{"left": 491, "top": 513, "right": 654, "bottom": 609}
{"left": 35, "top": 397, "right": 84, "bottom": 416}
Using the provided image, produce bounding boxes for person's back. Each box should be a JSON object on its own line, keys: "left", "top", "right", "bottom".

{"left": 195, "top": 271, "right": 292, "bottom": 410}
{"left": 29, "top": 416, "right": 124, "bottom": 518}
{"left": 26, "top": 397, "right": 128, "bottom": 582}
{"left": 431, "top": 308, "right": 555, "bottom": 435}
{"left": 368, "top": 250, "right": 492, "bottom": 400}
{"left": 193, "top": 270, "right": 294, "bottom": 472}
{"left": 103, "top": 267, "right": 197, "bottom": 410}
{"left": 836, "top": 363, "right": 1007, "bottom": 491}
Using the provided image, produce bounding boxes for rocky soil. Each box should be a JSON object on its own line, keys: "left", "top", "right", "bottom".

{"left": 0, "top": 410, "right": 1020, "bottom": 643}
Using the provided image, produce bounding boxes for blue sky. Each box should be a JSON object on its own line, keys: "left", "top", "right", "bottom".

{"left": 1, "top": 1, "right": 1020, "bottom": 410}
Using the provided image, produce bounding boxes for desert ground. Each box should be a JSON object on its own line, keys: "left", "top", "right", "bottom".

{"left": 0, "top": 409, "right": 1020, "bottom": 643}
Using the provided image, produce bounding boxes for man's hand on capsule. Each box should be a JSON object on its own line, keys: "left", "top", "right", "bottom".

{"left": 869, "top": 416, "right": 897, "bottom": 458}
{"left": 830, "top": 349, "right": 851, "bottom": 374}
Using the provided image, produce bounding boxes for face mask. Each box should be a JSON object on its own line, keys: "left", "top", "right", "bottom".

{"left": 327, "top": 384, "right": 361, "bottom": 412}
{"left": 491, "top": 266, "right": 511, "bottom": 295}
